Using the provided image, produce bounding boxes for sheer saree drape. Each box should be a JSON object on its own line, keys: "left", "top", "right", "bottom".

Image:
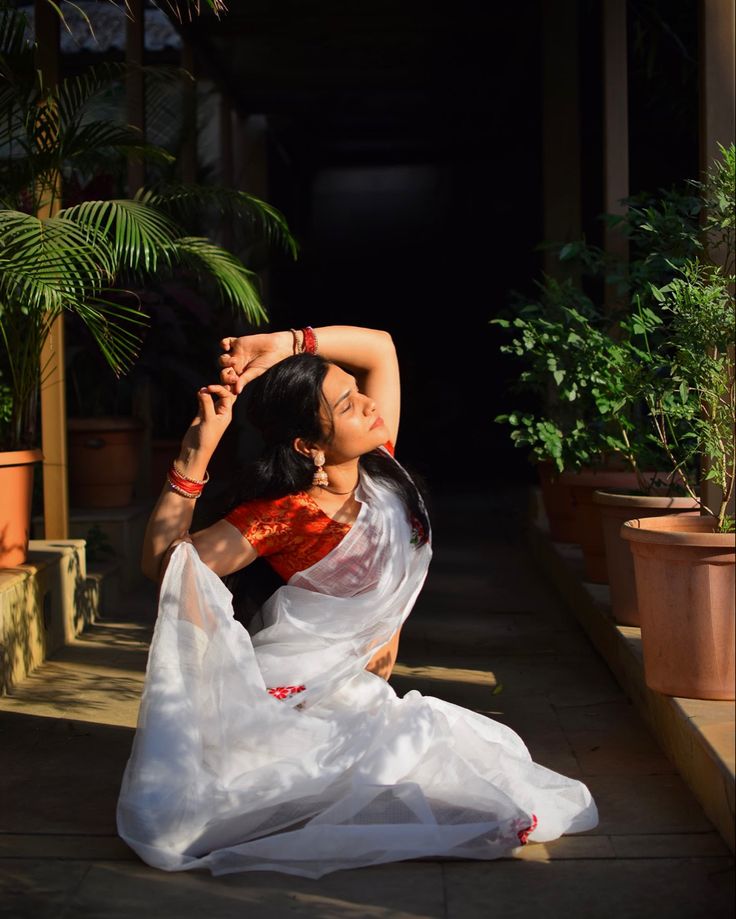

{"left": 117, "top": 460, "right": 598, "bottom": 878}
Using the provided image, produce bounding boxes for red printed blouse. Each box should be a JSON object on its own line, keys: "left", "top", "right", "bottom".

{"left": 225, "top": 441, "right": 395, "bottom": 583}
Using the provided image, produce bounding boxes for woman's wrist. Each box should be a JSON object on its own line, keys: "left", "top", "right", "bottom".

{"left": 176, "top": 446, "right": 212, "bottom": 481}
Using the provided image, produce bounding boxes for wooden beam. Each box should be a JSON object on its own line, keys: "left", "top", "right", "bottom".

{"left": 35, "top": 0, "right": 68, "bottom": 540}
{"left": 126, "top": 0, "right": 145, "bottom": 196}
{"left": 541, "top": 0, "right": 582, "bottom": 279}
{"left": 699, "top": 0, "right": 735, "bottom": 172}
{"left": 699, "top": 0, "right": 735, "bottom": 519}
{"left": 180, "top": 38, "right": 197, "bottom": 184}
{"left": 602, "top": 0, "right": 629, "bottom": 276}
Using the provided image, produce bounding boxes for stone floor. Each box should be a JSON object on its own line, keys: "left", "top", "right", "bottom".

{"left": 1, "top": 490, "right": 733, "bottom": 918}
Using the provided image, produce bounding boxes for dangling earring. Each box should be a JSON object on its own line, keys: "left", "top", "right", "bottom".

{"left": 312, "top": 450, "right": 329, "bottom": 487}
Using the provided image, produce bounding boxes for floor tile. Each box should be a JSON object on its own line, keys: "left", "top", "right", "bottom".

{"left": 65, "top": 861, "right": 446, "bottom": 919}
{"left": 444, "top": 857, "right": 735, "bottom": 919}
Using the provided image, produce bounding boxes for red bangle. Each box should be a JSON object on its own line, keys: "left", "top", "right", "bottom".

{"left": 302, "top": 326, "right": 318, "bottom": 354}
{"left": 168, "top": 463, "right": 207, "bottom": 498}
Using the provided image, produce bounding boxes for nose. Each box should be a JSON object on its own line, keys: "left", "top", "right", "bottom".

{"left": 363, "top": 394, "right": 377, "bottom": 414}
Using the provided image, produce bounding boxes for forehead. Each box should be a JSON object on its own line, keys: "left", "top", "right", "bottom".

{"left": 321, "top": 363, "right": 354, "bottom": 403}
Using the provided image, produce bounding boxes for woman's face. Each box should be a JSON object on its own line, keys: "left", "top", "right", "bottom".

{"left": 317, "top": 363, "right": 389, "bottom": 460}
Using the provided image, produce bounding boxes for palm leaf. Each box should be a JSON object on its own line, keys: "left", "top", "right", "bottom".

{"left": 56, "top": 63, "right": 190, "bottom": 129}
{"left": 0, "top": 8, "right": 34, "bottom": 88}
{"left": 73, "top": 293, "right": 149, "bottom": 377}
{"left": 171, "top": 236, "right": 268, "bottom": 323}
{"left": 60, "top": 199, "right": 182, "bottom": 274}
{"left": 59, "top": 121, "right": 176, "bottom": 173}
{"left": 0, "top": 211, "right": 115, "bottom": 314}
{"left": 142, "top": 185, "right": 299, "bottom": 258}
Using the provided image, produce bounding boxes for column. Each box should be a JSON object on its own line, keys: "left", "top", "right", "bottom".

{"left": 602, "top": 0, "right": 629, "bottom": 279}
{"left": 35, "top": 0, "right": 68, "bottom": 539}
{"left": 541, "top": 0, "right": 582, "bottom": 278}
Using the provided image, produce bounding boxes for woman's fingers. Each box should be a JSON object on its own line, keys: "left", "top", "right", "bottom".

{"left": 220, "top": 365, "right": 239, "bottom": 386}
{"left": 234, "top": 365, "right": 266, "bottom": 393}
{"left": 199, "top": 385, "right": 237, "bottom": 417}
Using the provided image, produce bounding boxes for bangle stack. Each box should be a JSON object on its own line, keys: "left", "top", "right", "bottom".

{"left": 168, "top": 461, "right": 210, "bottom": 499}
{"left": 289, "top": 326, "right": 319, "bottom": 356}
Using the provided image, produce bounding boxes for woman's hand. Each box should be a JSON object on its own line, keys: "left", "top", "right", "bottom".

{"left": 178, "top": 384, "right": 237, "bottom": 476}
{"left": 218, "top": 331, "right": 293, "bottom": 393}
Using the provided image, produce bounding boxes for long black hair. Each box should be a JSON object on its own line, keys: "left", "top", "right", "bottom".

{"left": 222, "top": 353, "right": 430, "bottom": 627}
{"left": 228, "top": 352, "right": 431, "bottom": 543}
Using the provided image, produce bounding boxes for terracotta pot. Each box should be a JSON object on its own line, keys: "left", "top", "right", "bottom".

{"left": 622, "top": 514, "right": 735, "bottom": 700}
{"left": 593, "top": 490, "right": 700, "bottom": 626}
{"left": 558, "top": 469, "right": 643, "bottom": 583}
{"left": 537, "top": 462, "right": 577, "bottom": 542}
{"left": 0, "top": 448, "right": 43, "bottom": 567}
{"left": 68, "top": 417, "right": 144, "bottom": 507}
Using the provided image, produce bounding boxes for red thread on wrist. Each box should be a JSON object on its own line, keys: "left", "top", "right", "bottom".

{"left": 302, "top": 326, "right": 318, "bottom": 354}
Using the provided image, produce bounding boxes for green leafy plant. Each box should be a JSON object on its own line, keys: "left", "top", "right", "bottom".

{"left": 493, "top": 166, "right": 706, "bottom": 487}
{"left": 641, "top": 144, "right": 736, "bottom": 531}
{"left": 0, "top": 5, "right": 297, "bottom": 451}
{"left": 494, "top": 144, "right": 735, "bottom": 525}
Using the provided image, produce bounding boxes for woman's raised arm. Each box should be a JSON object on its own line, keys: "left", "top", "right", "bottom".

{"left": 140, "top": 383, "right": 253, "bottom": 582}
{"left": 219, "top": 327, "right": 401, "bottom": 447}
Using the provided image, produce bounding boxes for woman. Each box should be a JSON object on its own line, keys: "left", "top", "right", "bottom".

{"left": 117, "top": 325, "right": 598, "bottom": 879}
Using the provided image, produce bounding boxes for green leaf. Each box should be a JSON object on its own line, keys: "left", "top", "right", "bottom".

{"left": 171, "top": 237, "right": 268, "bottom": 323}
{"left": 60, "top": 199, "right": 180, "bottom": 274}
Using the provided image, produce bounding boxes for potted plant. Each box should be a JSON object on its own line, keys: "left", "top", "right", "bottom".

{"left": 492, "top": 277, "right": 645, "bottom": 547}
{"left": 622, "top": 144, "right": 735, "bottom": 700}
{"left": 493, "top": 181, "right": 703, "bottom": 581}
{"left": 0, "top": 6, "right": 296, "bottom": 556}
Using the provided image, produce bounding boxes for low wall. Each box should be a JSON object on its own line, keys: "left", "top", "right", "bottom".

{"left": 0, "top": 540, "right": 100, "bottom": 696}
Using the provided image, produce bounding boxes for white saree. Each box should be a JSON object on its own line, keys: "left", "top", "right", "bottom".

{"left": 117, "top": 456, "right": 598, "bottom": 878}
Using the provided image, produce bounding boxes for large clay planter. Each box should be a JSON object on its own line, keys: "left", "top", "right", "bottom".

{"left": 622, "top": 514, "right": 735, "bottom": 700}
{"left": 537, "top": 462, "right": 577, "bottom": 542}
{"left": 0, "top": 448, "right": 43, "bottom": 567}
{"left": 593, "top": 490, "right": 700, "bottom": 626}
{"left": 558, "top": 469, "right": 642, "bottom": 583}
{"left": 68, "top": 417, "right": 144, "bottom": 507}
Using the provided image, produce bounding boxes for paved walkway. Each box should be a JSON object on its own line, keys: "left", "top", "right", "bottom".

{"left": 1, "top": 490, "right": 733, "bottom": 918}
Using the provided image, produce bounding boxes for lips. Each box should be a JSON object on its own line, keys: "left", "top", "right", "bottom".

{"left": 370, "top": 416, "right": 384, "bottom": 431}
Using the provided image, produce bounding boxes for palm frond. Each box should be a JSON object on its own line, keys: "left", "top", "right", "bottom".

{"left": 171, "top": 236, "right": 268, "bottom": 323}
{"left": 59, "top": 121, "right": 176, "bottom": 172}
{"left": 0, "top": 8, "right": 35, "bottom": 90}
{"left": 60, "top": 199, "right": 182, "bottom": 274}
{"left": 142, "top": 185, "right": 299, "bottom": 259}
{"left": 73, "top": 293, "right": 149, "bottom": 377}
{"left": 0, "top": 211, "right": 115, "bottom": 314}
{"left": 152, "top": 0, "right": 227, "bottom": 22}
{"left": 56, "top": 63, "right": 191, "bottom": 128}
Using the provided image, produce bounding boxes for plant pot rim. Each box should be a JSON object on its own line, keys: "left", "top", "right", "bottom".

{"left": 593, "top": 489, "right": 699, "bottom": 509}
{"left": 622, "top": 513, "right": 736, "bottom": 548}
{"left": 0, "top": 447, "right": 43, "bottom": 467}
{"left": 68, "top": 416, "right": 144, "bottom": 432}
{"left": 558, "top": 469, "right": 639, "bottom": 488}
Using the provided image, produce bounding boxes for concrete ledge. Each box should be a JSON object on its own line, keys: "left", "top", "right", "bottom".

{"left": 0, "top": 540, "right": 111, "bottom": 695}
{"left": 526, "top": 492, "right": 735, "bottom": 853}
{"left": 32, "top": 502, "right": 153, "bottom": 593}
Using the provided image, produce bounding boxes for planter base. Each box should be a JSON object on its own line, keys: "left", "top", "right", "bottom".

{"left": 623, "top": 515, "right": 735, "bottom": 701}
